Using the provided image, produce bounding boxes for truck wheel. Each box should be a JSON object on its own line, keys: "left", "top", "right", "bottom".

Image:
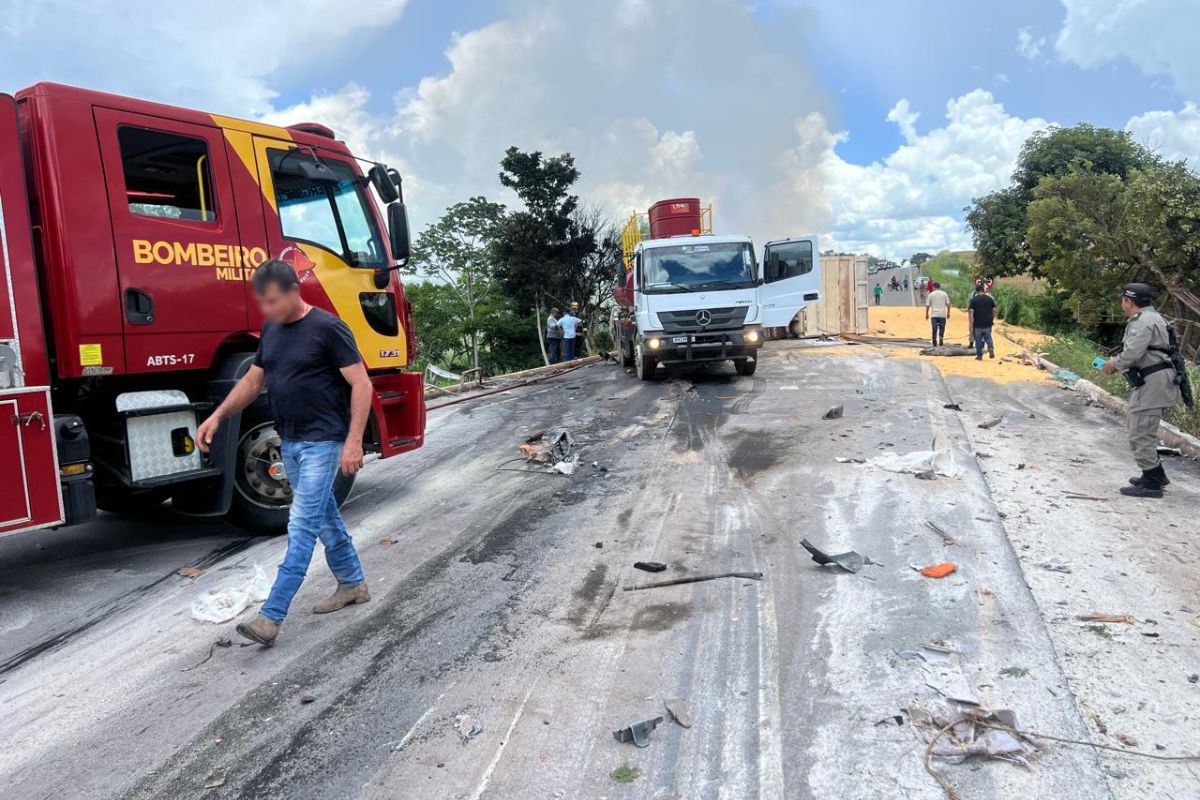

{"left": 229, "top": 419, "right": 355, "bottom": 534}
{"left": 734, "top": 357, "right": 757, "bottom": 376}
{"left": 634, "top": 345, "right": 658, "bottom": 381}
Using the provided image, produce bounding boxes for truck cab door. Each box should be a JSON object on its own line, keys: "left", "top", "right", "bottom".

{"left": 94, "top": 109, "right": 247, "bottom": 373}
{"left": 759, "top": 237, "right": 821, "bottom": 328}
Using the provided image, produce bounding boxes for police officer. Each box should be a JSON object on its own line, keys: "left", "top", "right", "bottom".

{"left": 1101, "top": 283, "right": 1181, "bottom": 498}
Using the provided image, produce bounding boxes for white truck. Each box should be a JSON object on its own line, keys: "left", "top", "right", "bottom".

{"left": 613, "top": 231, "right": 822, "bottom": 379}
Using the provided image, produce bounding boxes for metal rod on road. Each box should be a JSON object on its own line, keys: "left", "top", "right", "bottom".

{"left": 623, "top": 571, "right": 764, "bottom": 591}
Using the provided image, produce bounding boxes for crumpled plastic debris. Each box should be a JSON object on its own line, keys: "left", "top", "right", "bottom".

{"left": 519, "top": 431, "right": 576, "bottom": 473}
{"left": 917, "top": 645, "right": 980, "bottom": 705}
{"left": 801, "top": 538, "right": 865, "bottom": 573}
{"left": 1038, "top": 558, "right": 1071, "bottom": 573}
{"left": 1051, "top": 368, "right": 1080, "bottom": 384}
{"left": 869, "top": 450, "right": 961, "bottom": 478}
{"left": 918, "top": 562, "right": 958, "bottom": 579}
{"left": 906, "top": 703, "right": 1038, "bottom": 766}
{"left": 190, "top": 564, "right": 271, "bottom": 623}
{"left": 455, "top": 714, "right": 483, "bottom": 743}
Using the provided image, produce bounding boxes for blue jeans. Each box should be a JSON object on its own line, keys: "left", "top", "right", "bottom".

{"left": 547, "top": 337, "right": 561, "bottom": 364}
{"left": 563, "top": 337, "right": 577, "bottom": 360}
{"left": 973, "top": 327, "right": 995, "bottom": 358}
{"left": 260, "top": 440, "right": 365, "bottom": 623}
{"left": 931, "top": 317, "right": 947, "bottom": 345}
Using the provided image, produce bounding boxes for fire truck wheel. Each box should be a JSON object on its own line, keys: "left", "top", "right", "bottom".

{"left": 229, "top": 419, "right": 356, "bottom": 534}
{"left": 734, "top": 357, "right": 757, "bottom": 376}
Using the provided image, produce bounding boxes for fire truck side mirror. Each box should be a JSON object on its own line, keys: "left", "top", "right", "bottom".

{"left": 369, "top": 165, "right": 400, "bottom": 204}
{"left": 387, "top": 202, "right": 411, "bottom": 264}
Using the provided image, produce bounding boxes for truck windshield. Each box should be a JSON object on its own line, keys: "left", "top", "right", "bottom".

{"left": 640, "top": 242, "right": 757, "bottom": 293}
{"left": 268, "top": 150, "right": 385, "bottom": 268}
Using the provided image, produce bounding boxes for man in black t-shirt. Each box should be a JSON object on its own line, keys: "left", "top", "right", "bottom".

{"left": 967, "top": 284, "right": 997, "bottom": 361}
{"left": 196, "top": 260, "right": 374, "bottom": 647}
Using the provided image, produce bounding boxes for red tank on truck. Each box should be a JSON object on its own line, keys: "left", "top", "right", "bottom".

{"left": 0, "top": 83, "right": 425, "bottom": 536}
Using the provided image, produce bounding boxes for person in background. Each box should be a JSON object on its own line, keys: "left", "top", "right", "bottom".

{"left": 1101, "top": 283, "right": 1182, "bottom": 498}
{"left": 559, "top": 308, "right": 583, "bottom": 360}
{"left": 926, "top": 281, "right": 950, "bottom": 346}
{"left": 196, "top": 260, "right": 371, "bottom": 647}
{"left": 873, "top": 283, "right": 883, "bottom": 306}
{"left": 545, "top": 308, "right": 562, "bottom": 364}
{"left": 903, "top": 274, "right": 910, "bottom": 291}
{"left": 967, "top": 282, "right": 997, "bottom": 360}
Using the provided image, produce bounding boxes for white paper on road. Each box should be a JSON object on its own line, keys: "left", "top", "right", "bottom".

{"left": 869, "top": 449, "right": 961, "bottom": 478}
{"left": 190, "top": 564, "right": 271, "bottom": 623}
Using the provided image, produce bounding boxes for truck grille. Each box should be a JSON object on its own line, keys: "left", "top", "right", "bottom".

{"left": 657, "top": 306, "right": 748, "bottom": 334}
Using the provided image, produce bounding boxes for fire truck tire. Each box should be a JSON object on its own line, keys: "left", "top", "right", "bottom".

{"left": 634, "top": 345, "right": 658, "bottom": 381}
{"left": 734, "top": 357, "right": 757, "bottom": 376}
{"left": 229, "top": 418, "right": 356, "bottom": 534}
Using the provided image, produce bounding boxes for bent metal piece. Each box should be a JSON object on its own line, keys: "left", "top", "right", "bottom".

{"left": 800, "top": 538, "right": 864, "bottom": 573}
{"left": 613, "top": 716, "right": 664, "bottom": 747}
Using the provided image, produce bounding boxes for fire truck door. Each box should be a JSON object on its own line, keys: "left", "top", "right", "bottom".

{"left": 94, "top": 109, "right": 248, "bottom": 372}
{"left": 1, "top": 94, "right": 63, "bottom": 536}
{"left": 759, "top": 237, "right": 822, "bottom": 329}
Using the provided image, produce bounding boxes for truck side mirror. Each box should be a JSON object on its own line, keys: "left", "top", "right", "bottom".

{"left": 388, "top": 202, "right": 411, "bottom": 264}
{"left": 369, "top": 165, "right": 399, "bottom": 204}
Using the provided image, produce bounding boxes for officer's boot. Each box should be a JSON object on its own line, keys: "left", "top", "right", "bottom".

{"left": 1120, "top": 468, "right": 1164, "bottom": 498}
{"left": 1127, "top": 463, "right": 1170, "bottom": 489}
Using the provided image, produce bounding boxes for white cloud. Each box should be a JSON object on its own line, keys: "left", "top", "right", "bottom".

{"left": 1055, "top": 0, "right": 1200, "bottom": 97}
{"left": 776, "top": 91, "right": 1051, "bottom": 255}
{"left": 1127, "top": 103, "right": 1200, "bottom": 165}
{"left": 0, "top": 0, "right": 411, "bottom": 114}
{"left": 1016, "top": 27, "right": 1046, "bottom": 61}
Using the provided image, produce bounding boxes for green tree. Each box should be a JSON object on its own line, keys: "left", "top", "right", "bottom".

{"left": 967, "top": 124, "right": 1153, "bottom": 276}
{"left": 909, "top": 252, "right": 933, "bottom": 268}
{"left": 408, "top": 196, "right": 506, "bottom": 373}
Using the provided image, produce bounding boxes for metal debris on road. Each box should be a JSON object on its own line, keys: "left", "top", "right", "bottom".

{"left": 180, "top": 637, "right": 233, "bottom": 672}
{"left": 977, "top": 417, "right": 1003, "bottom": 429}
{"left": 455, "top": 714, "right": 483, "bottom": 743}
{"left": 664, "top": 699, "right": 691, "bottom": 728}
{"left": 943, "top": 403, "right": 963, "bottom": 411}
{"left": 916, "top": 562, "right": 957, "bottom": 579}
{"left": 613, "top": 716, "right": 664, "bottom": 747}
{"left": 925, "top": 521, "right": 960, "bottom": 546}
{"left": 633, "top": 562, "right": 667, "bottom": 573}
{"left": 1077, "top": 613, "right": 1136, "bottom": 624}
{"left": 822, "top": 404, "right": 844, "bottom": 420}
{"left": 300, "top": 695, "right": 316, "bottom": 705}
{"left": 623, "top": 571, "right": 763, "bottom": 591}
{"left": 1062, "top": 491, "right": 1109, "bottom": 502}
{"left": 800, "top": 538, "right": 865, "bottom": 573}
{"left": 203, "top": 769, "right": 227, "bottom": 790}
{"left": 908, "top": 704, "right": 1037, "bottom": 800}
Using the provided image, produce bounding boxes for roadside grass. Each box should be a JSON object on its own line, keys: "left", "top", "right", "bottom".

{"left": 1042, "top": 334, "right": 1200, "bottom": 438}
{"left": 611, "top": 763, "right": 642, "bottom": 783}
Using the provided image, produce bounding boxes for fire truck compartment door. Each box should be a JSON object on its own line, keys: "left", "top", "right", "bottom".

{"left": 759, "top": 237, "right": 821, "bottom": 329}
{"left": 0, "top": 388, "right": 63, "bottom": 537}
{"left": 94, "top": 108, "right": 248, "bottom": 360}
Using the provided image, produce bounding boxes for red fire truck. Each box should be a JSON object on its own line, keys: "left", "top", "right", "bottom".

{"left": 0, "top": 83, "right": 425, "bottom": 536}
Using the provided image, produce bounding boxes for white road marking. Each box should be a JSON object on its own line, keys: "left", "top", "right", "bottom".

{"left": 467, "top": 682, "right": 535, "bottom": 800}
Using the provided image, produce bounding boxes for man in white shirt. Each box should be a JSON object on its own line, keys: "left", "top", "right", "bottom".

{"left": 925, "top": 282, "right": 951, "bottom": 346}
{"left": 545, "top": 308, "right": 562, "bottom": 364}
{"left": 559, "top": 310, "right": 582, "bottom": 360}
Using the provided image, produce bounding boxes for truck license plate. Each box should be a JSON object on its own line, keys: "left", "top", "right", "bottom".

{"left": 671, "top": 336, "right": 689, "bottom": 344}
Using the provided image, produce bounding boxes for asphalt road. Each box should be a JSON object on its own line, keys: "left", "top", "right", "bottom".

{"left": 870, "top": 266, "right": 921, "bottom": 307}
{"left": 1, "top": 342, "right": 1197, "bottom": 799}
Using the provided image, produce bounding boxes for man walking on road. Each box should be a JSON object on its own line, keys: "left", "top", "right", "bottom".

{"left": 873, "top": 282, "right": 883, "bottom": 306}
{"left": 1102, "top": 283, "right": 1183, "bottom": 498}
{"left": 545, "top": 308, "right": 562, "bottom": 364}
{"left": 926, "top": 281, "right": 950, "bottom": 346}
{"left": 967, "top": 282, "right": 996, "bottom": 360}
{"left": 559, "top": 308, "right": 583, "bottom": 360}
{"left": 196, "top": 260, "right": 373, "bottom": 647}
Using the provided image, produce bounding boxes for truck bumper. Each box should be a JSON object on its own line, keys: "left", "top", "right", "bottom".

{"left": 642, "top": 328, "right": 762, "bottom": 364}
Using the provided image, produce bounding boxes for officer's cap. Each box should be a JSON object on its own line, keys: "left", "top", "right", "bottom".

{"left": 1120, "top": 283, "right": 1154, "bottom": 303}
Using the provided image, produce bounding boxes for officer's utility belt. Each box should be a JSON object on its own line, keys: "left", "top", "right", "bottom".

{"left": 1125, "top": 361, "right": 1174, "bottom": 388}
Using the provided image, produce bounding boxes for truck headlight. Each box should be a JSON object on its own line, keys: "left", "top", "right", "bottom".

{"left": 647, "top": 337, "right": 662, "bottom": 350}
{"left": 745, "top": 328, "right": 761, "bottom": 343}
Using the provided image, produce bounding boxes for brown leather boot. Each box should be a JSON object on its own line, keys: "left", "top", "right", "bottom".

{"left": 236, "top": 615, "right": 279, "bottom": 647}
{"left": 312, "top": 583, "right": 370, "bottom": 614}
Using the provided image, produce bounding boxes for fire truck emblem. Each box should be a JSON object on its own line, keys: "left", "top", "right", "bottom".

{"left": 695, "top": 310, "right": 712, "bottom": 326}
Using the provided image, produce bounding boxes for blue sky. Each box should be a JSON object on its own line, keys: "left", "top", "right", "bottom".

{"left": 4, "top": 0, "right": 1200, "bottom": 256}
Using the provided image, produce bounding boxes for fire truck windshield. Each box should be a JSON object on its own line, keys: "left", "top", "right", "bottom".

{"left": 640, "top": 241, "right": 757, "bottom": 294}
{"left": 269, "top": 150, "right": 386, "bottom": 268}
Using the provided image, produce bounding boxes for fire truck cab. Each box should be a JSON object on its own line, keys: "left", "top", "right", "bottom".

{"left": 1, "top": 83, "right": 425, "bottom": 536}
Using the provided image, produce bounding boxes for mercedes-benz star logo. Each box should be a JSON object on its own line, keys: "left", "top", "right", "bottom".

{"left": 695, "top": 310, "right": 712, "bottom": 326}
